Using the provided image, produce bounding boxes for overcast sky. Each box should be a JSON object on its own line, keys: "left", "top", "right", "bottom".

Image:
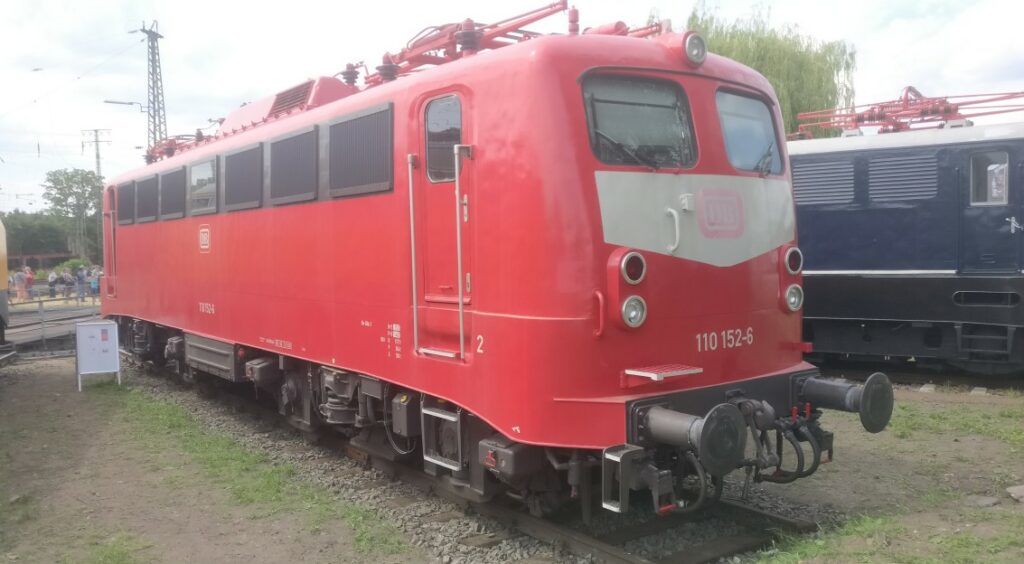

{"left": 1, "top": 0, "right": 1022, "bottom": 211}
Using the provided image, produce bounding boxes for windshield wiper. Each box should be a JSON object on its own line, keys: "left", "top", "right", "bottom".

{"left": 594, "top": 129, "right": 660, "bottom": 170}
{"left": 754, "top": 140, "right": 775, "bottom": 177}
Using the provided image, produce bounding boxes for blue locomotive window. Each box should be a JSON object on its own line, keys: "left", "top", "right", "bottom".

{"left": 716, "top": 91, "right": 782, "bottom": 175}
{"left": 426, "top": 96, "right": 461, "bottom": 182}
{"left": 970, "top": 151, "right": 1009, "bottom": 206}
{"left": 583, "top": 75, "right": 696, "bottom": 169}
{"left": 189, "top": 160, "right": 217, "bottom": 215}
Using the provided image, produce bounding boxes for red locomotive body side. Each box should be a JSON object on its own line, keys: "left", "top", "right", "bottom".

{"left": 103, "top": 18, "right": 892, "bottom": 515}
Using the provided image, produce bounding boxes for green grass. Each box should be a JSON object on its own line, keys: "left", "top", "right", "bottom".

{"left": 87, "top": 381, "right": 405, "bottom": 555}
{"left": 82, "top": 533, "right": 148, "bottom": 564}
{"left": 759, "top": 506, "right": 1024, "bottom": 563}
{"left": 0, "top": 494, "right": 37, "bottom": 550}
{"left": 887, "top": 402, "right": 1024, "bottom": 449}
{"left": 760, "top": 515, "right": 903, "bottom": 564}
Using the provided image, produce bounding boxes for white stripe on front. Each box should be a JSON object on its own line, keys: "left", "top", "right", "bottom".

{"left": 594, "top": 171, "right": 794, "bottom": 268}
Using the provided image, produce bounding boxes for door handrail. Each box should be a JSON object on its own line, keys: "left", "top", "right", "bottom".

{"left": 407, "top": 154, "right": 420, "bottom": 353}
{"left": 453, "top": 144, "right": 473, "bottom": 360}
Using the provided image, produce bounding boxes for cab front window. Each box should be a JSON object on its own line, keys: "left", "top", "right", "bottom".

{"left": 717, "top": 91, "right": 783, "bottom": 175}
{"left": 583, "top": 75, "right": 696, "bottom": 169}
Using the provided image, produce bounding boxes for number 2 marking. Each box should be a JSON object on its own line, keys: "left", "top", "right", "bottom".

{"left": 476, "top": 335, "right": 485, "bottom": 354}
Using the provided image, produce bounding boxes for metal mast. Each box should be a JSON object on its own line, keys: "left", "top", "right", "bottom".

{"left": 137, "top": 21, "right": 167, "bottom": 149}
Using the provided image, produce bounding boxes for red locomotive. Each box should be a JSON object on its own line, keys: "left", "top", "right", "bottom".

{"left": 102, "top": 2, "right": 893, "bottom": 519}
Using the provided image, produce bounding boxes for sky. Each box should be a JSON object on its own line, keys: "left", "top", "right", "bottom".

{"left": 1, "top": 0, "right": 1022, "bottom": 212}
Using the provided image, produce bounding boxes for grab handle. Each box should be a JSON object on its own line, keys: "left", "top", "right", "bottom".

{"left": 665, "top": 207, "right": 681, "bottom": 253}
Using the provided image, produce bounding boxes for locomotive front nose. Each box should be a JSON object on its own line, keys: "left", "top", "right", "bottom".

{"left": 644, "top": 403, "right": 747, "bottom": 476}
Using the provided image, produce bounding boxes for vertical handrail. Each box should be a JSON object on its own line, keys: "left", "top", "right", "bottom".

{"left": 453, "top": 144, "right": 472, "bottom": 360}
{"left": 407, "top": 154, "right": 420, "bottom": 353}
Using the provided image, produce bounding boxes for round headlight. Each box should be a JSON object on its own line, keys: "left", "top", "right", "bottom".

{"left": 784, "top": 247, "right": 803, "bottom": 275}
{"left": 621, "top": 295, "right": 648, "bottom": 328}
{"left": 684, "top": 32, "right": 707, "bottom": 66}
{"left": 785, "top": 284, "right": 804, "bottom": 312}
{"left": 620, "top": 251, "right": 647, "bottom": 285}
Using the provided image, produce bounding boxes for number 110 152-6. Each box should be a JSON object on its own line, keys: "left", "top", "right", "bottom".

{"left": 696, "top": 328, "right": 754, "bottom": 352}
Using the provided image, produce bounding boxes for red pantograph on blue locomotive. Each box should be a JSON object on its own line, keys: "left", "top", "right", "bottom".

{"left": 102, "top": 3, "right": 894, "bottom": 518}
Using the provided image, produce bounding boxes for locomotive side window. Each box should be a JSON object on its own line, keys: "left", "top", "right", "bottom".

{"left": 582, "top": 75, "right": 696, "bottom": 169}
{"left": 160, "top": 167, "right": 186, "bottom": 219}
{"left": 135, "top": 176, "right": 159, "bottom": 222}
{"left": 116, "top": 182, "right": 135, "bottom": 225}
{"left": 189, "top": 160, "right": 217, "bottom": 215}
{"left": 329, "top": 104, "right": 394, "bottom": 197}
{"left": 271, "top": 128, "right": 318, "bottom": 204}
{"left": 426, "top": 96, "right": 461, "bottom": 182}
{"left": 224, "top": 145, "right": 263, "bottom": 211}
{"left": 716, "top": 91, "right": 782, "bottom": 175}
{"left": 970, "top": 151, "right": 1009, "bottom": 206}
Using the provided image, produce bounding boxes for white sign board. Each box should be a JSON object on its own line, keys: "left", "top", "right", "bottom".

{"left": 76, "top": 320, "right": 120, "bottom": 391}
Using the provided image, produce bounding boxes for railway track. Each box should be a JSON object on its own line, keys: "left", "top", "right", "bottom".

{"left": 7, "top": 308, "right": 100, "bottom": 329}
{"left": 120, "top": 353, "right": 818, "bottom": 563}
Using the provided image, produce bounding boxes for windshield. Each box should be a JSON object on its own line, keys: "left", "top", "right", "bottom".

{"left": 583, "top": 75, "right": 696, "bottom": 169}
{"left": 716, "top": 91, "right": 783, "bottom": 175}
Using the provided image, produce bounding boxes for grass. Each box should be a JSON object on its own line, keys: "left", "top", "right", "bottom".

{"left": 760, "top": 512, "right": 1024, "bottom": 564}
{"left": 81, "top": 533, "right": 148, "bottom": 564}
{"left": 887, "top": 401, "right": 1024, "bottom": 449}
{"left": 87, "top": 381, "right": 405, "bottom": 555}
{"left": 0, "top": 494, "right": 37, "bottom": 551}
{"left": 760, "top": 515, "right": 903, "bottom": 564}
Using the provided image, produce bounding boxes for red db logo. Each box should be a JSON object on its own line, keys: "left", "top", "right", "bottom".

{"left": 698, "top": 189, "right": 744, "bottom": 239}
{"left": 198, "top": 225, "right": 211, "bottom": 252}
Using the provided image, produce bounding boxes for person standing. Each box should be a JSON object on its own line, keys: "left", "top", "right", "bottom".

{"left": 13, "top": 269, "right": 26, "bottom": 302}
{"left": 61, "top": 269, "right": 74, "bottom": 302}
{"left": 24, "top": 267, "right": 34, "bottom": 300}
{"left": 75, "top": 267, "right": 87, "bottom": 304}
{"left": 48, "top": 270, "right": 57, "bottom": 298}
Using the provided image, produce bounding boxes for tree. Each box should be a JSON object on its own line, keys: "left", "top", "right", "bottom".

{"left": 40, "top": 168, "right": 102, "bottom": 261}
{"left": 686, "top": 5, "right": 856, "bottom": 136}
{"left": 1, "top": 209, "right": 70, "bottom": 260}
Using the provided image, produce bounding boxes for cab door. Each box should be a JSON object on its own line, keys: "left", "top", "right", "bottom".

{"left": 960, "top": 147, "right": 1020, "bottom": 273}
{"left": 411, "top": 93, "right": 474, "bottom": 360}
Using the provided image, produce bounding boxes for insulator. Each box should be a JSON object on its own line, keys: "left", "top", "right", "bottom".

{"left": 341, "top": 64, "right": 359, "bottom": 86}
{"left": 376, "top": 64, "right": 399, "bottom": 81}
{"left": 455, "top": 19, "right": 482, "bottom": 52}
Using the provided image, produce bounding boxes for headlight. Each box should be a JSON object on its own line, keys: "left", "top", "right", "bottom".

{"left": 622, "top": 295, "right": 648, "bottom": 328}
{"left": 785, "top": 284, "right": 804, "bottom": 312}
{"left": 784, "top": 247, "right": 803, "bottom": 275}
{"left": 684, "top": 32, "right": 707, "bottom": 66}
{"left": 620, "top": 251, "right": 647, "bottom": 285}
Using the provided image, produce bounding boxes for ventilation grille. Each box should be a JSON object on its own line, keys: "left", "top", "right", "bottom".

{"left": 869, "top": 154, "right": 938, "bottom": 201}
{"left": 269, "top": 80, "right": 314, "bottom": 116}
{"left": 792, "top": 160, "right": 855, "bottom": 205}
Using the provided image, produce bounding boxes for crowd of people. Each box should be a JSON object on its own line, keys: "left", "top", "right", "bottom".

{"left": 8, "top": 265, "right": 102, "bottom": 305}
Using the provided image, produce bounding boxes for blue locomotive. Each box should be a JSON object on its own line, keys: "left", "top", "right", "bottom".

{"left": 789, "top": 122, "right": 1024, "bottom": 374}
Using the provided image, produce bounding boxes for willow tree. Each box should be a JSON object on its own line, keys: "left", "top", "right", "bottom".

{"left": 685, "top": 6, "right": 856, "bottom": 136}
